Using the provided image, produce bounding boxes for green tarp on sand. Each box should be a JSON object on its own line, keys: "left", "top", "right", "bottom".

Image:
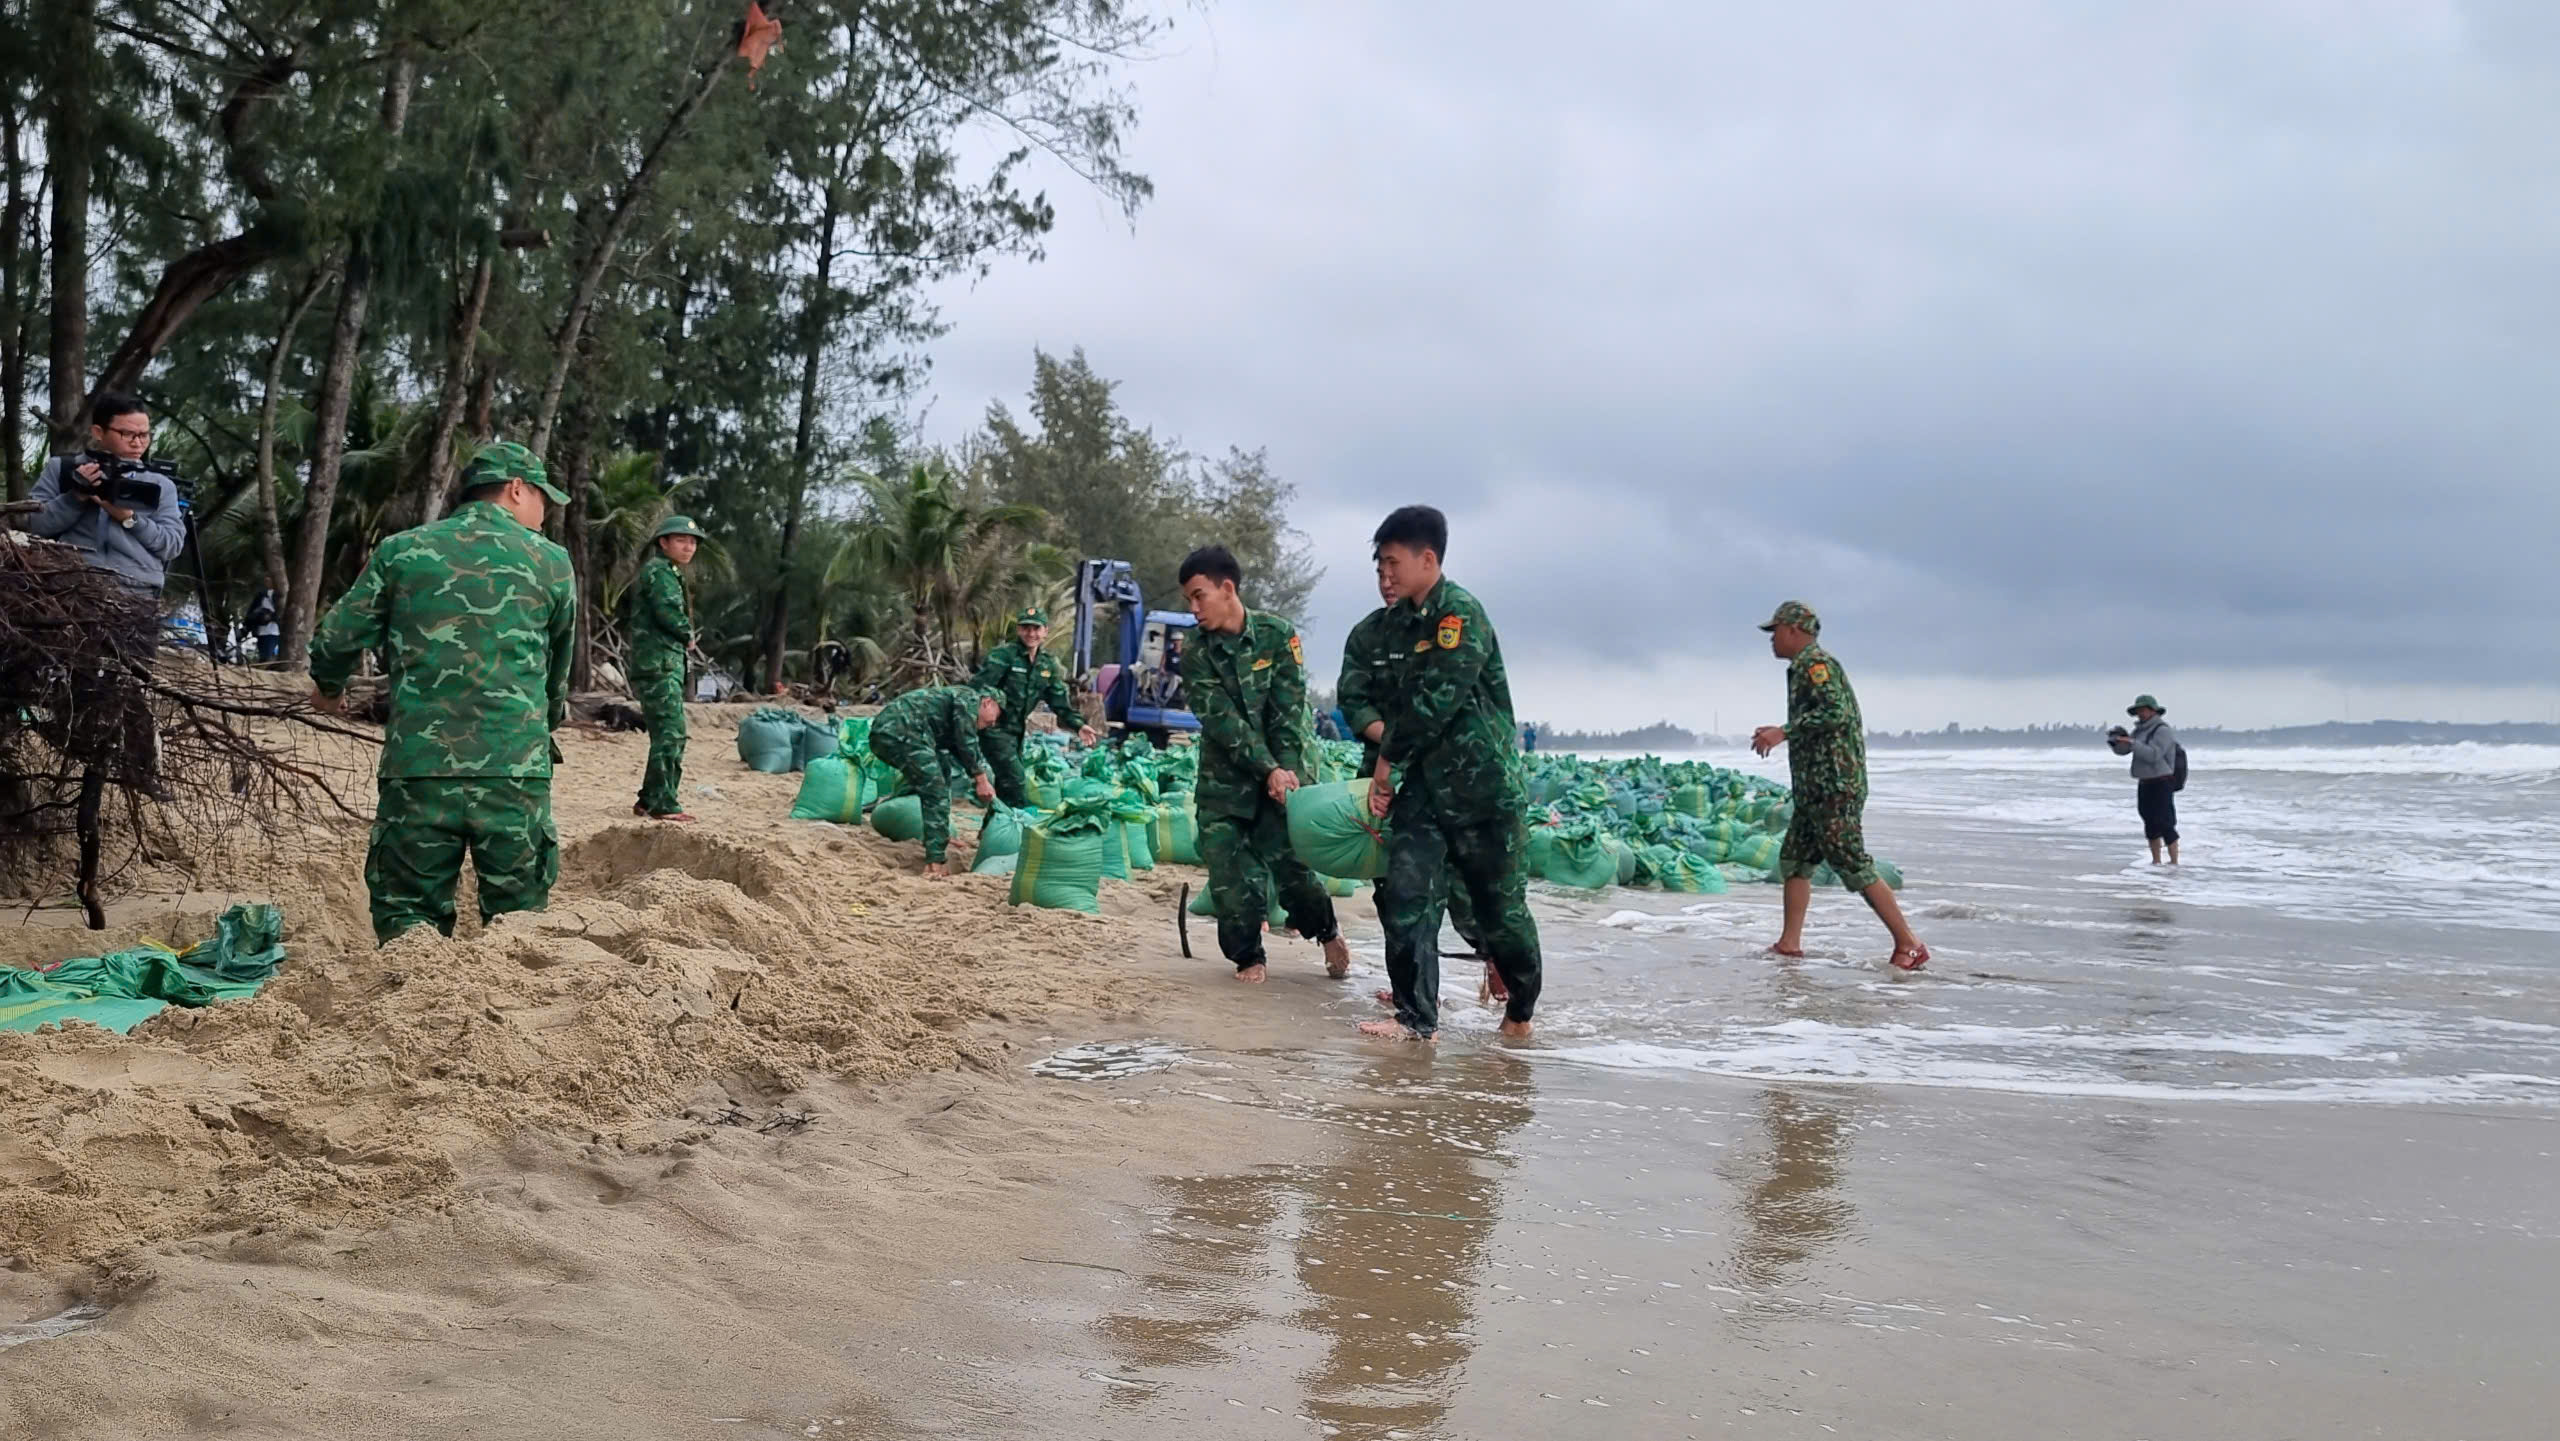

{"left": 0, "top": 903, "right": 287, "bottom": 1034}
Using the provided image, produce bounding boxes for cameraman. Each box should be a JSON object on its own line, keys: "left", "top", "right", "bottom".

{"left": 28, "top": 393, "right": 187, "bottom": 596}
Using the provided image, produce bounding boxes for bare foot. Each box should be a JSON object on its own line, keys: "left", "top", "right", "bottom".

{"left": 1498, "top": 1018, "right": 1533, "bottom": 1041}
{"left": 1234, "top": 964, "right": 1268, "bottom": 985}
{"left": 1322, "top": 937, "right": 1352, "bottom": 979}
{"left": 1769, "top": 941, "right": 1806, "bottom": 958}
{"left": 1373, "top": 988, "right": 1397, "bottom": 1009}
{"left": 1356, "top": 1019, "right": 1430, "bottom": 1041}
{"left": 923, "top": 863, "right": 949, "bottom": 880}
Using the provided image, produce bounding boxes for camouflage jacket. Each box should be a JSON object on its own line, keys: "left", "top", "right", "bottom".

{"left": 969, "top": 639, "right": 1076, "bottom": 735}
{"left": 1784, "top": 644, "right": 1866, "bottom": 803}
{"left": 311, "top": 499, "right": 576, "bottom": 779}
{"left": 1377, "top": 577, "right": 1525, "bottom": 824}
{"left": 1188, "top": 611, "right": 1312, "bottom": 820}
{"left": 625, "top": 553, "right": 691, "bottom": 676}
{"left": 1337, "top": 604, "right": 1401, "bottom": 774}
{"left": 872, "top": 685, "right": 990, "bottom": 776}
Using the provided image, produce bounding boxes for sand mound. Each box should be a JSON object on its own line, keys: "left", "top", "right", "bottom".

{"left": 0, "top": 725, "right": 1168, "bottom": 1268}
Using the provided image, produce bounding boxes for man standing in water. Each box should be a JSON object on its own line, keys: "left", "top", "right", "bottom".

{"left": 1751, "top": 601, "right": 1929, "bottom": 971}
{"left": 1180, "top": 545, "right": 1353, "bottom": 986}
{"left": 2122, "top": 694, "right": 2182, "bottom": 865}
{"left": 1364, "top": 506, "right": 1542, "bottom": 1041}
{"left": 626, "top": 515, "right": 706, "bottom": 822}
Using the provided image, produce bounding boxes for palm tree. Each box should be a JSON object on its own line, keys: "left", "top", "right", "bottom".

{"left": 853, "top": 463, "right": 1048, "bottom": 688}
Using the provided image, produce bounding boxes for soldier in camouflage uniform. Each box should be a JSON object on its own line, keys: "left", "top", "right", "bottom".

{"left": 1363, "top": 506, "right": 1542, "bottom": 1041}
{"left": 867, "top": 684, "right": 1000, "bottom": 876}
{"left": 1751, "top": 601, "right": 1929, "bottom": 970}
{"left": 1178, "top": 545, "right": 1352, "bottom": 984}
{"left": 310, "top": 442, "right": 577, "bottom": 944}
{"left": 1337, "top": 556, "right": 1486, "bottom": 966}
{"left": 968, "top": 607, "right": 1097, "bottom": 806}
{"left": 625, "top": 514, "right": 705, "bottom": 822}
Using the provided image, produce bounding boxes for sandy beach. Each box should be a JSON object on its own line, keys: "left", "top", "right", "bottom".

{"left": 5, "top": 721, "right": 2556, "bottom": 1440}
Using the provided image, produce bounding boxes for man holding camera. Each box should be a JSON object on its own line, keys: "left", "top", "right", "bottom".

{"left": 28, "top": 394, "right": 188, "bottom": 595}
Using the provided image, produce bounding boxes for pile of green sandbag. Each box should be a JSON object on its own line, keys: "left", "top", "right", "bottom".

{"left": 738, "top": 706, "right": 838, "bottom": 774}
{"left": 1512, "top": 750, "right": 1905, "bottom": 891}
{"left": 2, "top": 904, "right": 287, "bottom": 1034}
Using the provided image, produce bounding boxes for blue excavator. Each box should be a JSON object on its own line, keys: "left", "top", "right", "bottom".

{"left": 1070, "top": 558, "right": 1199, "bottom": 745}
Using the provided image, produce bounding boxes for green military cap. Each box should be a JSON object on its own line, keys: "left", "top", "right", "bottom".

{"left": 653, "top": 514, "right": 707, "bottom": 542}
{"left": 1014, "top": 607, "right": 1049, "bottom": 627}
{"left": 2127, "top": 694, "right": 2165, "bottom": 716}
{"left": 463, "top": 441, "right": 568, "bottom": 505}
{"left": 1758, "top": 600, "right": 1821, "bottom": 635}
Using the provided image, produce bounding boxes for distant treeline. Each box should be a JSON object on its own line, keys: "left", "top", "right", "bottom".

{"left": 1867, "top": 720, "right": 2560, "bottom": 750}
{"left": 1525, "top": 721, "right": 1703, "bottom": 751}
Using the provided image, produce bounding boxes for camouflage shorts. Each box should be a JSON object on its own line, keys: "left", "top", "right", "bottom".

{"left": 1779, "top": 797, "right": 1878, "bottom": 890}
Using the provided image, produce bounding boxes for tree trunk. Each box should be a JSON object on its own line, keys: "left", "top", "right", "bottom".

{"left": 2, "top": 96, "right": 30, "bottom": 500}
{"left": 42, "top": 0, "right": 94, "bottom": 455}
{"left": 254, "top": 264, "right": 331, "bottom": 607}
{"left": 760, "top": 150, "right": 846, "bottom": 694}
{"left": 466, "top": 361, "right": 494, "bottom": 440}
{"left": 417, "top": 252, "right": 493, "bottom": 525}
{"left": 558, "top": 364, "right": 598, "bottom": 692}
{"left": 281, "top": 55, "right": 414, "bottom": 670}
{"left": 529, "top": 52, "right": 736, "bottom": 456}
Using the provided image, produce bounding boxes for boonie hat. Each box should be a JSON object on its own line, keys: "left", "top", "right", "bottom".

{"left": 1758, "top": 600, "right": 1821, "bottom": 636}
{"left": 2127, "top": 694, "right": 2165, "bottom": 716}
{"left": 653, "top": 514, "right": 708, "bottom": 542}
{"left": 463, "top": 441, "right": 568, "bottom": 505}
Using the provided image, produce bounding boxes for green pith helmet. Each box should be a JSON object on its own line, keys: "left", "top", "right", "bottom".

{"left": 653, "top": 514, "right": 707, "bottom": 542}
{"left": 2127, "top": 694, "right": 2165, "bottom": 717}
{"left": 1758, "top": 600, "right": 1820, "bottom": 636}
{"left": 463, "top": 441, "right": 566, "bottom": 504}
{"left": 1014, "top": 607, "right": 1049, "bottom": 628}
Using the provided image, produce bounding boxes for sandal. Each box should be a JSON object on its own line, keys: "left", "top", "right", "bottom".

{"left": 1889, "top": 941, "right": 1931, "bottom": 972}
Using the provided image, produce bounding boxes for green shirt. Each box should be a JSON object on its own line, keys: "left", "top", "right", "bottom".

{"left": 969, "top": 638, "right": 1076, "bottom": 734}
{"left": 1188, "top": 610, "right": 1312, "bottom": 820}
{"left": 871, "top": 685, "right": 991, "bottom": 777}
{"left": 1784, "top": 644, "right": 1866, "bottom": 803}
{"left": 1376, "top": 577, "right": 1525, "bottom": 824}
{"left": 311, "top": 500, "right": 577, "bottom": 779}
{"left": 625, "top": 552, "right": 691, "bottom": 676}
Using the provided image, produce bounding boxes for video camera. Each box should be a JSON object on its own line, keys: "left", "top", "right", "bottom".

{"left": 2106, "top": 724, "right": 2132, "bottom": 754}
{"left": 68, "top": 453, "right": 172, "bottom": 510}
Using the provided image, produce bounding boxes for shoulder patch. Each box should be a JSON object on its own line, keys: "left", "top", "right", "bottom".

{"left": 1807, "top": 661, "right": 1831, "bottom": 685}
{"left": 1436, "top": 614, "right": 1465, "bottom": 650}
{"left": 1287, "top": 633, "right": 1304, "bottom": 666}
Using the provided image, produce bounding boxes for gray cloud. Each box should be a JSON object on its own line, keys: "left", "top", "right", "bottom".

{"left": 919, "top": 0, "right": 2560, "bottom": 721}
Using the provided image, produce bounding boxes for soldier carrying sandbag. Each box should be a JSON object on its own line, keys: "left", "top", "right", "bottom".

{"left": 867, "top": 684, "right": 1002, "bottom": 878}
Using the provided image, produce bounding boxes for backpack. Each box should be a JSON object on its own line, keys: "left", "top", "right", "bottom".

{"left": 2170, "top": 743, "right": 2188, "bottom": 793}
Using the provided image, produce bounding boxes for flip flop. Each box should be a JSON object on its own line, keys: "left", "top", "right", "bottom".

{"left": 1889, "top": 941, "right": 1930, "bottom": 972}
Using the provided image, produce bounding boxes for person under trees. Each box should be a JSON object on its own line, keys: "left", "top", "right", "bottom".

{"left": 626, "top": 515, "right": 707, "bottom": 822}
{"left": 969, "top": 607, "right": 1098, "bottom": 806}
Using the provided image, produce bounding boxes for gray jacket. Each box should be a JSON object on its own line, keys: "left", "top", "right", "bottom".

{"left": 28, "top": 454, "right": 187, "bottom": 593}
{"left": 2127, "top": 717, "right": 2180, "bottom": 781}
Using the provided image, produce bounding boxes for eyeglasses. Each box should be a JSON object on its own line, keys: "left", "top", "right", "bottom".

{"left": 104, "top": 425, "right": 151, "bottom": 441}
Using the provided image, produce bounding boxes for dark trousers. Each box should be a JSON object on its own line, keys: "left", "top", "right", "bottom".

{"left": 1378, "top": 801, "right": 1542, "bottom": 1035}
{"left": 2137, "top": 778, "right": 2179, "bottom": 843}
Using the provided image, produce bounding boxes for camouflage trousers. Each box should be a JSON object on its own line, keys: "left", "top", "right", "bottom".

{"left": 1370, "top": 869, "right": 1483, "bottom": 955}
{"left": 633, "top": 665, "right": 688, "bottom": 816}
{"left": 1378, "top": 799, "right": 1542, "bottom": 1035}
{"left": 1197, "top": 800, "right": 1339, "bottom": 971}
{"left": 367, "top": 777, "right": 559, "bottom": 945}
{"left": 868, "top": 727, "right": 958, "bottom": 862}
{"left": 1778, "top": 793, "right": 1879, "bottom": 890}
{"left": 980, "top": 728, "right": 1034, "bottom": 810}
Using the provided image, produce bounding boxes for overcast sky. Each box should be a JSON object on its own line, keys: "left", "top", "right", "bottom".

{"left": 918, "top": 1, "right": 2560, "bottom": 733}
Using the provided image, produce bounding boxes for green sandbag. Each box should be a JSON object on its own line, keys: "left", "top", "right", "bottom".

{"left": 975, "top": 807, "right": 1026, "bottom": 863}
{"left": 1526, "top": 824, "right": 1561, "bottom": 877}
{"left": 870, "top": 793, "right": 925, "bottom": 843}
{"left": 737, "top": 706, "right": 802, "bottom": 773}
{"left": 1009, "top": 793, "right": 1114, "bottom": 913}
{"left": 1324, "top": 874, "right": 1358, "bottom": 897}
{"left": 790, "top": 755, "right": 872, "bottom": 823}
{"left": 1119, "top": 816, "right": 1156, "bottom": 871}
{"left": 1033, "top": 781, "right": 1064, "bottom": 810}
{"left": 1609, "top": 835, "right": 1639, "bottom": 886}
{"left": 1728, "top": 832, "right": 1782, "bottom": 872}
{"left": 1186, "top": 880, "right": 1291, "bottom": 929}
{"left": 1669, "top": 784, "right": 1712, "bottom": 819}
{"left": 793, "top": 717, "right": 840, "bottom": 770}
{"left": 1099, "top": 821, "right": 1132, "bottom": 880}
{"left": 1541, "top": 823, "right": 1618, "bottom": 889}
{"left": 1635, "top": 843, "right": 1726, "bottom": 894}
{"left": 972, "top": 850, "right": 1020, "bottom": 878}
{"left": 834, "top": 715, "right": 873, "bottom": 761}
{"left": 2, "top": 903, "right": 287, "bottom": 1035}
{"left": 1285, "top": 779, "right": 1389, "bottom": 880}
{"left": 1149, "top": 798, "right": 1201, "bottom": 867}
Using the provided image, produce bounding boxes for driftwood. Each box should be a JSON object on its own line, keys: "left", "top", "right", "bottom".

{"left": 1, "top": 533, "right": 378, "bottom": 927}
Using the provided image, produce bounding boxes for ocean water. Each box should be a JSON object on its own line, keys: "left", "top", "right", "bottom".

{"left": 1498, "top": 745, "right": 2560, "bottom": 1108}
